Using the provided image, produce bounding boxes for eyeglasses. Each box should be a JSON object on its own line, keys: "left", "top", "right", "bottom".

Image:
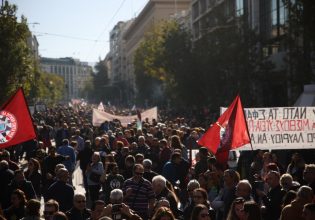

{"left": 134, "top": 172, "right": 144, "bottom": 176}
{"left": 200, "top": 213, "right": 209, "bottom": 218}
{"left": 75, "top": 200, "right": 86, "bottom": 203}
{"left": 235, "top": 197, "right": 245, "bottom": 203}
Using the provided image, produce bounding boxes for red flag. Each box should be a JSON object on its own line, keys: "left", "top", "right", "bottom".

{"left": 0, "top": 88, "right": 36, "bottom": 149}
{"left": 197, "top": 95, "right": 250, "bottom": 164}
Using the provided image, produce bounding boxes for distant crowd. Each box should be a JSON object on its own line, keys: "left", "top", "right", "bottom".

{"left": 0, "top": 104, "right": 315, "bottom": 220}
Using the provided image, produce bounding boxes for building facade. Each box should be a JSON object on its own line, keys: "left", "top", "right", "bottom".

{"left": 40, "top": 57, "right": 92, "bottom": 101}
{"left": 27, "top": 34, "right": 39, "bottom": 61}
{"left": 123, "top": 0, "right": 191, "bottom": 99}
{"left": 105, "top": 20, "right": 133, "bottom": 103}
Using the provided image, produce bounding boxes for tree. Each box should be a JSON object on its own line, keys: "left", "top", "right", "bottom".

{"left": 134, "top": 22, "right": 165, "bottom": 105}
{"left": 37, "top": 72, "right": 64, "bottom": 105}
{"left": 91, "top": 60, "right": 109, "bottom": 103}
{"left": 283, "top": 0, "right": 315, "bottom": 104}
{"left": 134, "top": 20, "right": 194, "bottom": 106}
{"left": 0, "top": 1, "right": 34, "bottom": 104}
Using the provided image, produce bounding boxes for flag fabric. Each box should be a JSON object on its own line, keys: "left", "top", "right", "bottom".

{"left": 197, "top": 95, "right": 250, "bottom": 164}
{"left": 98, "top": 102, "right": 105, "bottom": 111}
{"left": 0, "top": 88, "right": 36, "bottom": 149}
{"left": 92, "top": 107, "right": 158, "bottom": 127}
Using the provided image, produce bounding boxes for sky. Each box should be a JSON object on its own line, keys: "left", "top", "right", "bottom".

{"left": 10, "top": 0, "right": 149, "bottom": 63}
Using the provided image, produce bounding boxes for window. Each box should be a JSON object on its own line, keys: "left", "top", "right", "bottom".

{"left": 236, "top": 0, "right": 244, "bottom": 16}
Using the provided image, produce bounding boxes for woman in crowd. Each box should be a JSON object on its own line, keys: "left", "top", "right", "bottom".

{"left": 24, "top": 158, "right": 42, "bottom": 198}
{"left": 86, "top": 152, "right": 104, "bottom": 203}
{"left": 151, "top": 207, "right": 176, "bottom": 220}
{"left": 21, "top": 199, "right": 44, "bottom": 220}
{"left": 243, "top": 201, "right": 262, "bottom": 220}
{"left": 226, "top": 197, "right": 246, "bottom": 220}
{"left": 185, "top": 188, "right": 215, "bottom": 220}
{"left": 287, "top": 153, "right": 305, "bottom": 183}
{"left": 3, "top": 189, "right": 27, "bottom": 220}
{"left": 191, "top": 204, "right": 211, "bottom": 220}
{"left": 170, "top": 135, "right": 188, "bottom": 161}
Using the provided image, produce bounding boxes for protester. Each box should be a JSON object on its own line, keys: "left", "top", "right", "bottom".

{"left": 122, "top": 164, "right": 155, "bottom": 220}
{"left": 280, "top": 186, "right": 314, "bottom": 220}
{"left": 7, "top": 169, "right": 36, "bottom": 201}
{"left": 0, "top": 160, "right": 14, "bottom": 209}
{"left": 66, "top": 194, "right": 91, "bottom": 220}
{"left": 44, "top": 199, "right": 60, "bottom": 220}
{"left": 226, "top": 197, "right": 246, "bottom": 220}
{"left": 57, "top": 139, "right": 76, "bottom": 183}
{"left": 256, "top": 171, "right": 285, "bottom": 220}
{"left": 45, "top": 168, "right": 74, "bottom": 212}
{"left": 86, "top": 152, "right": 104, "bottom": 203}
{"left": 21, "top": 199, "right": 44, "bottom": 220}
{"left": 151, "top": 207, "right": 176, "bottom": 220}
{"left": 24, "top": 158, "right": 42, "bottom": 198}
{"left": 152, "top": 175, "right": 181, "bottom": 218}
{"left": 102, "top": 188, "right": 142, "bottom": 220}
{"left": 3, "top": 189, "right": 26, "bottom": 220}
{"left": 302, "top": 203, "right": 315, "bottom": 220}
{"left": 243, "top": 201, "right": 262, "bottom": 220}
{"left": 88, "top": 200, "right": 105, "bottom": 220}
{"left": 190, "top": 204, "right": 211, "bottom": 220}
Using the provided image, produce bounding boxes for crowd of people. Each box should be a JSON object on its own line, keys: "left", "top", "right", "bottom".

{"left": 0, "top": 105, "right": 315, "bottom": 220}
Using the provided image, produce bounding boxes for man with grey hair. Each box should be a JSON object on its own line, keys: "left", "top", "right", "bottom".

{"left": 280, "top": 186, "right": 314, "bottom": 220}
{"left": 152, "top": 175, "right": 181, "bottom": 218}
{"left": 236, "top": 179, "right": 253, "bottom": 201}
{"left": 102, "top": 189, "right": 141, "bottom": 220}
{"left": 66, "top": 193, "right": 91, "bottom": 220}
{"left": 135, "top": 136, "right": 149, "bottom": 156}
{"left": 143, "top": 159, "right": 158, "bottom": 182}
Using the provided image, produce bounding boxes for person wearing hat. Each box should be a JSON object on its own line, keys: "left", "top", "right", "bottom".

{"left": 194, "top": 147, "right": 210, "bottom": 178}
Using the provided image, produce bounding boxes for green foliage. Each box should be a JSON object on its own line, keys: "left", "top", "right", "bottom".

{"left": 91, "top": 60, "right": 109, "bottom": 102}
{"left": 0, "top": 1, "right": 34, "bottom": 104}
{"left": 282, "top": 0, "right": 315, "bottom": 104}
{"left": 37, "top": 72, "right": 65, "bottom": 105}
{"left": 134, "top": 18, "right": 276, "bottom": 108}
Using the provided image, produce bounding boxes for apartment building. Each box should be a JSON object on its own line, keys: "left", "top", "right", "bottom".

{"left": 40, "top": 57, "right": 92, "bottom": 100}
{"left": 105, "top": 20, "right": 133, "bottom": 100}
{"left": 27, "top": 34, "right": 39, "bottom": 60}
{"left": 123, "top": 0, "right": 191, "bottom": 98}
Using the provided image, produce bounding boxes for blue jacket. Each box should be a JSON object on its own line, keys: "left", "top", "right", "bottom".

{"left": 57, "top": 145, "right": 76, "bottom": 172}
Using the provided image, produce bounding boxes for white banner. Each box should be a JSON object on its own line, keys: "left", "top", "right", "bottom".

{"left": 221, "top": 107, "right": 315, "bottom": 150}
{"left": 92, "top": 107, "right": 158, "bottom": 127}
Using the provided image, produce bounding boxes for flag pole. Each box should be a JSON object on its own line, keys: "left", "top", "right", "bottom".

{"left": 239, "top": 96, "right": 254, "bottom": 151}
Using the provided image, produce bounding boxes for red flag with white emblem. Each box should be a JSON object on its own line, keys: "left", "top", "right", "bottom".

{"left": 0, "top": 88, "right": 36, "bottom": 149}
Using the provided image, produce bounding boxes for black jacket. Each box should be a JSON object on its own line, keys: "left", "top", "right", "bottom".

{"left": 262, "top": 184, "right": 286, "bottom": 220}
{"left": 0, "top": 167, "right": 14, "bottom": 209}
{"left": 8, "top": 179, "right": 36, "bottom": 201}
{"left": 46, "top": 180, "right": 74, "bottom": 212}
{"left": 66, "top": 207, "right": 91, "bottom": 220}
